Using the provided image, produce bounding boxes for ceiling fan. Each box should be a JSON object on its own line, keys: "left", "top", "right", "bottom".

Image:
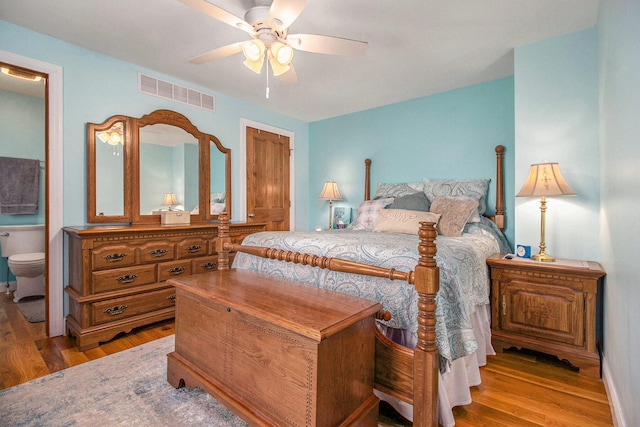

{"left": 179, "top": 0, "right": 368, "bottom": 85}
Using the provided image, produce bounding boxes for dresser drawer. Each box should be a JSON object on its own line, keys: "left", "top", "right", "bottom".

{"left": 191, "top": 256, "right": 219, "bottom": 275}
{"left": 91, "top": 264, "right": 157, "bottom": 294}
{"left": 158, "top": 259, "right": 192, "bottom": 282}
{"left": 176, "top": 238, "right": 208, "bottom": 259}
{"left": 92, "top": 244, "right": 136, "bottom": 269}
{"left": 92, "top": 287, "right": 176, "bottom": 325}
{"left": 139, "top": 241, "right": 175, "bottom": 263}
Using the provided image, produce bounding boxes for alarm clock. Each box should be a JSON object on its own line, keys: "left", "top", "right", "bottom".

{"left": 516, "top": 244, "right": 531, "bottom": 258}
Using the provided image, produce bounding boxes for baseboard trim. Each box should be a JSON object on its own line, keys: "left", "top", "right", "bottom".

{"left": 602, "top": 355, "right": 626, "bottom": 427}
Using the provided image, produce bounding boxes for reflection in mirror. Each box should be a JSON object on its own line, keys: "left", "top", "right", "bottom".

{"left": 94, "top": 120, "right": 126, "bottom": 218}
{"left": 139, "top": 124, "right": 199, "bottom": 215}
{"left": 209, "top": 140, "right": 227, "bottom": 216}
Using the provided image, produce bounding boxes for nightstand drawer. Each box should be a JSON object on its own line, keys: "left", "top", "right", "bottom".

{"left": 498, "top": 280, "right": 584, "bottom": 346}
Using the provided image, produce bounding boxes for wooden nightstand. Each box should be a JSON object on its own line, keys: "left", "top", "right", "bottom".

{"left": 487, "top": 254, "right": 605, "bottom": 378}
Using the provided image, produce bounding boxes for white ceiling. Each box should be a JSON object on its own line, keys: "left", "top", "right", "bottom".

{"left": 0, "top": 0, "right": 600, "bottom": 122}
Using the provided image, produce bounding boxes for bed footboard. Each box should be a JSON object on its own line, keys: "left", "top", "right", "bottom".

{"left": 217, "top": 212, "right": 439, "bottom": 427}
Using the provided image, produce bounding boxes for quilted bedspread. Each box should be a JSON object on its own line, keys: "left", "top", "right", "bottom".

{"left": 232, "top": 219, "right": 509, "bottom": 362}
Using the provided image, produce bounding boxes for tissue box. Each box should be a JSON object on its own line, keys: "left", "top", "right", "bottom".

{"left": 160, "top": 210, "right": 190, "bottom": 226}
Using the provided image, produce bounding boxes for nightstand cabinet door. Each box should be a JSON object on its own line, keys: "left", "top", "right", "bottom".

{"left": 498, "top": 279, "right": 584, "bottom": 346}
{"left": 487, "top": 255, "right": 605, "bottom": 378}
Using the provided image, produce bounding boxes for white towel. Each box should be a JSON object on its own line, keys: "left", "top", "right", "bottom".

{"left": 0, "top": 156, "right": 40, "bottom": 215}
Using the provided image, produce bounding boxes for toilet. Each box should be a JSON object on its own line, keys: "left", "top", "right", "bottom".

{"left": 0, "top": 225, "right": 45, "bottom": 302}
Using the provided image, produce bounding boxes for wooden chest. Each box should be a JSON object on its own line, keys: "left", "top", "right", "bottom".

{"left": 167, "top": 269, "right": 382, "bottom": 426}
{"left": 63, "top": 223, "right": 264, "bottom": 350}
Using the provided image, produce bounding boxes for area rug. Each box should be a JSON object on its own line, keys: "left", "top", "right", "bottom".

{"left": 0, "top": 335, "right": 248, "bottom": 426}
{"left": 16, "top": 295, "right": 45, "bottom": 323}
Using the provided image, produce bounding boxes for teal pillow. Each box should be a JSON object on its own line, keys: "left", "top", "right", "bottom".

{"left": 388, "top": 192, "right": 430, "bottom": 212}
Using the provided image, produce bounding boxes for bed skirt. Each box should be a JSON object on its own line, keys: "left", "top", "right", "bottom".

{"left": 375, "top": 304, "right": 494, "bottom": 427}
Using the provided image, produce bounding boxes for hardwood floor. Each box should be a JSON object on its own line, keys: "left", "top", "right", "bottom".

{"left": 1, "top": 292, "right": 612, "bottom": 426}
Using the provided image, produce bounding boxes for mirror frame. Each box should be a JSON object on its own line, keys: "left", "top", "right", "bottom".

{"left": 87, "top": 110, "right": 231, "bottom": 225}
{"left": 87, "top": 115, "right": 134, "bottom": 223}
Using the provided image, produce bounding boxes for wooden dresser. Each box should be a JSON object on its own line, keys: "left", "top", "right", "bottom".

{"left": 487, "top": 254, "right": 605, "bottom": 378}
{"left": 64, "top": 222, "right": 265, "bottom": 350}
{"left": 167, "top": 269, "right": 382, "bottom": 426}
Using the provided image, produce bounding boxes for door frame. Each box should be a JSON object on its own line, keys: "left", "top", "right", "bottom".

{"left": 0, "top": 50, "right": 64, "bottom": 337}
{"left": 239, "top": 119, "right": 295, "bottom": 230}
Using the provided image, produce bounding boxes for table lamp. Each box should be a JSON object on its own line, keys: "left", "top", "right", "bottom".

{"left": 516, "top": 162, "right": 575, "bottom": 262}
{"left": 318, "top": 181, "right": 342, "bottom": 230}
{"left": 161, "top": 192, "right": 178, "bottom": 211}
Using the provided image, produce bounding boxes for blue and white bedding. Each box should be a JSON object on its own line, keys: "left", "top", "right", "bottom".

{"left": 233, "top": 218, "right": 510, "bottom": 363}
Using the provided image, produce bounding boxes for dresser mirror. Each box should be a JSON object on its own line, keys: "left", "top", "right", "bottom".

{"left": 87, "top": 110, "right": 231, "bottom": 224}
{"left": 87, "top": 115, "right": 133, "bottom": 222}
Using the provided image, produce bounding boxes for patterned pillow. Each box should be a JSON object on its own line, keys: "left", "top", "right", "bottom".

{"left": 351, "top": 198, "right": 394, "bottom": 231}
{"left": 423, "top": 178, "right": 490, "bottom": 214}
{"left": 373, "top": 182, "right": 424, "bottom": 200}
{"left": 388, "top": 191, "right": 430, "bottom": 212}
{"left": 444, "top": 195, "right": 481, "bottom": 222}
{"left": 373, "top": 209, "right": 441, "bottom": 235}
{"left": 429, "top": 197, "right": 479, "bottom": 237}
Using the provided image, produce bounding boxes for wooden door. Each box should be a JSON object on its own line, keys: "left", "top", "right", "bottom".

{"left": 246, "top": 127, "right": 290, "bottom": 231}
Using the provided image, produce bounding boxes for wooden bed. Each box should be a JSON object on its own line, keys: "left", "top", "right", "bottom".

{"left": 170, "top": 145, "right": 506, "bottom": 426}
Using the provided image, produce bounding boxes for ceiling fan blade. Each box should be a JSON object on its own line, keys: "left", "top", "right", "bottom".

{"left": 287, "top": 34, "right": 368, "bottom": 56}
{"left": 268, "top": 0, "right": 306, "bottom": 32}
{"left": 179, "top": 0, "right": 253, "bottom": 33}
{"left": 278, "top": 63, "right": 298, "bottom": 85}
{"left": 188, "top": 41, "right": 244, "bottom": 64}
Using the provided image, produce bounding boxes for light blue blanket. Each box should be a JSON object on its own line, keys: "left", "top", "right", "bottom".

{"left": 233, "top": 218, "right": 509, "bottom": 362}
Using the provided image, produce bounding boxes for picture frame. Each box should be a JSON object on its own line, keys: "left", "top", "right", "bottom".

{"left": 332, "top": 207, "right": 351, "bottom": 229}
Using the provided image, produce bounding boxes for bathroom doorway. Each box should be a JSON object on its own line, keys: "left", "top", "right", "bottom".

{"left": 0, "top": 50, "right": 64, "bottom": 337}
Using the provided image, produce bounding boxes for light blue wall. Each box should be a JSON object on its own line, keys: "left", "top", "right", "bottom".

{"left": 0, "top": 89, "right": 45, "bottom": 284}
{"left": 597, "top": 0, "right": 640, "bottom": 425}
{"left": 514, "top": 29, "right": 600, "bottom": 262}
{"left": 0, "top": 19, "right": 310, "bottom": 229}
{"left": 0, "top": 89, "right": 45, "bottom": 226}
{"left": 309, "top": 78, "right": 516, "bottom": 246}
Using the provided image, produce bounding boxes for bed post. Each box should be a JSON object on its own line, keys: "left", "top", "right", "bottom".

{"left": 412, "top": 222, "right": 439, "bottom": 427}
{"left": 216, "top": 211, "right": 232, "bottom": 270}
{"left": 364, "top": 159, "right": 372, "bottom": 201}
{"left": 494, "top": 145, "right": 505, "bottom": 230}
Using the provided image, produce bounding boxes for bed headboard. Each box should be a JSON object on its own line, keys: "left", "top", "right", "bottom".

{"left": 364, "top": 145, "right": 505, "bottom": 231}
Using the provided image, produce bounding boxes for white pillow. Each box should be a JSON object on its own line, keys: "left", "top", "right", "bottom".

{"left": 351, "top": 198, "right": 394, "bottom": 231}
{"left": 373, "top": 209, "right": 441, "bottom": 235}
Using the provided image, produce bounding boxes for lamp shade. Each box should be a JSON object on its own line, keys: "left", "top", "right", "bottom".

{"left": 318, "top": 181, "right": 343, "bottom": 201}
{"left": 516, "top": 163, "right": 575, "bottom": 197}
{"left": 161, "top": 192, "right": 178, "bottom": 206}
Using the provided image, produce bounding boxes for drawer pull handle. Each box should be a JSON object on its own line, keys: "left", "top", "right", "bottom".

{"left": 104, "top": 305, "right": 127, "bottom": 316}
{"left": 201, "top": 262, "right": 217, "bottom": 270}
{"left": 149, "top": 249, "right": 168, "bottom": 257}
{"left": 104, "top": 253, "right": 127, "bottom": 262}
{"left": 168, "top": 267, "right": 186, "bottom": 275}
{"left": 186, "top": 245, "right": 202, "bottom": 253}
{"left": 116, "top": 274, "right": 137, "bottom": 284}
{"left": 168, "top": 294, "right": 176, "bottom": 303}
{"left": 502, "top": 295, "right": 506, "bottom": 316}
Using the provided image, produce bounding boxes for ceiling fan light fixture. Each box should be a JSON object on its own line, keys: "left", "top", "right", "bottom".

{"left": 243, "top": 56, "right": 265, "bottom": 74}
{"left": 242, "top": 39, "right": 265, "bottom": 62}
{"left": 271, "top": 42, "right": 294, "bottom": 66}
{"left": 268, "top": 57, "right": 290, "bottom": 76}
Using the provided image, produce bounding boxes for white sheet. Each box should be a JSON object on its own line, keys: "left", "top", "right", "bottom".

{"left": 375, "top": 304, "right": 495, "bottom": 427}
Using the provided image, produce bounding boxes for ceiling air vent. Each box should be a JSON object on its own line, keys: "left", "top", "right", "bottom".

{"left": 138, "top": 73, "right": 215, "bottom": 112}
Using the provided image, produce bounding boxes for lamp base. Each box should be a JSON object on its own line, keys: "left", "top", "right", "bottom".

{"left": 530, "top": 252, "right": 556, "bottom": 262}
